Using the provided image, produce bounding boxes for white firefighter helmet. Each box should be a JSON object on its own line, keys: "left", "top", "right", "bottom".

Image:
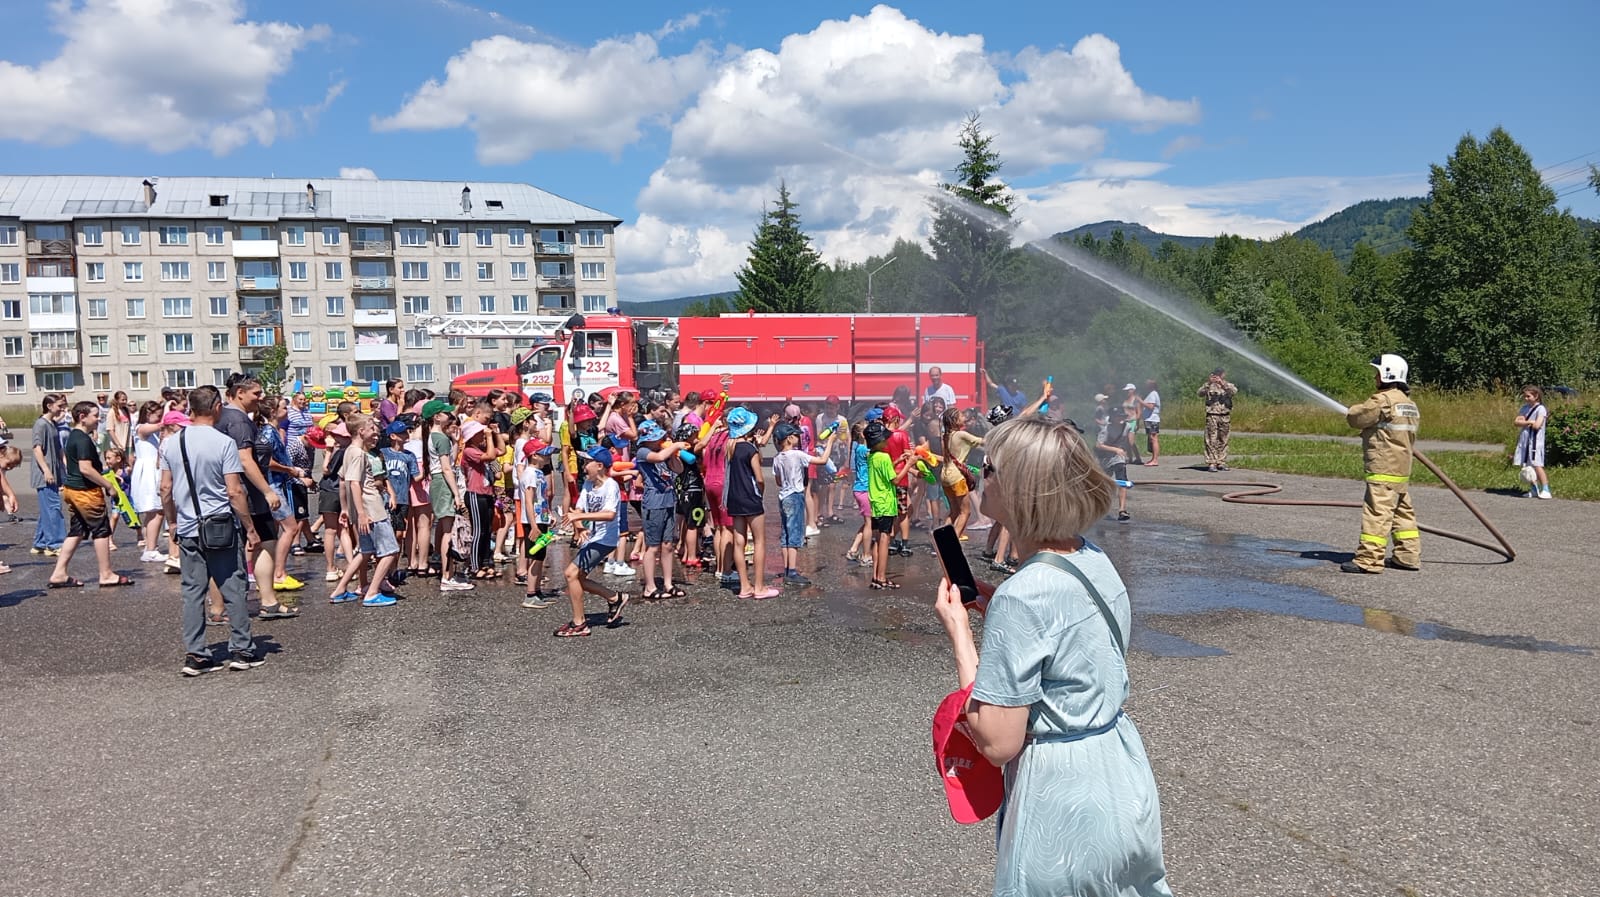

{"left": 1370, "top": 354, "right": 1409, "bottom": 384}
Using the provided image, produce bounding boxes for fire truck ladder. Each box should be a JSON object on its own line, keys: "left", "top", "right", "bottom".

{"left": 414, "top": 314, "right": 680, "bottom": 347}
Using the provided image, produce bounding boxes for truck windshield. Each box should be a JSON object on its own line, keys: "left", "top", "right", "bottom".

{"left": 518, "top": 346, "right": 562, "bottom": 374}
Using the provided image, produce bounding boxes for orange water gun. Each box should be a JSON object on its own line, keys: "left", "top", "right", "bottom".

{"left": 913, "top": 444, "right": 940, "bottom": 483}
{"left": 697, "top": 374, "right": 734, "bottom": 439}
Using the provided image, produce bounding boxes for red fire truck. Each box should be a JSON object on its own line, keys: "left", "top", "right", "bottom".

{"left": 427, "top": 311, "right": 983, "bottom": 412}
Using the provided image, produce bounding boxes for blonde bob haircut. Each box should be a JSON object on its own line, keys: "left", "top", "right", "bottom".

{"left": 984, "top": 416, "right": 1115, "bottom": 547}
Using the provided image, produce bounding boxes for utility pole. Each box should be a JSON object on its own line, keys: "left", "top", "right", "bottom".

{"left": 866, "top": 256, "right": 897, "bottom": 314}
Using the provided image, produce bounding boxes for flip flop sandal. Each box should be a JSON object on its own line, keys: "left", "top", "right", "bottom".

{"left": 606, "top": 592, "right": 632, "bottom": 624}
{"left": 667, "top": 586, "right": 687, "bottom": 598}
{"left": 259, "top": 604, "right": 300, "bottom": 620}
{"left": 47, "top": 577, "right": 86, "bottom": 589}
{"left": 640, "top": 590, "right": 668, "bottom": 601}
{"left": 206, "top": 609, "right": 227, "bottom": 626}
{"left": 99, "top": 575, "right": 135, "bottom": 588}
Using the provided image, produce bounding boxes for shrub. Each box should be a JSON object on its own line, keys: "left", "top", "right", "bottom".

{"left": 1545, "top": 404, "right": 1600, "bottom": 466}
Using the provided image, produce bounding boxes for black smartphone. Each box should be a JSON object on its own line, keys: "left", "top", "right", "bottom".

{"left": 933, "top": 525, "right": 979, "bottom": 605}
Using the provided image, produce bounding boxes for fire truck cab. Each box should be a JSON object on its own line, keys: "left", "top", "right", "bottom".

{"left": 421, "top": 312, "right": 676, "bottom": 404}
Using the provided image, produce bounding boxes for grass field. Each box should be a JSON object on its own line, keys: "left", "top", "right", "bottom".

{"left": 1158, "top": 434, "right": 1600, "bottom": 501}
{"left": 1164, "top": 388, "right": 1582, "bottom": 446}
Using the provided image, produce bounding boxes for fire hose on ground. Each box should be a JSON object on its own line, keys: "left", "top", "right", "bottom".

{"left": 1133, "top": 448, "right": 1516, "bottom": 563}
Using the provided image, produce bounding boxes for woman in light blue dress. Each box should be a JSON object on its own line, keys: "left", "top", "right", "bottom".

{"left": 936, "top": 416, "right": 1174, "bottom": 897}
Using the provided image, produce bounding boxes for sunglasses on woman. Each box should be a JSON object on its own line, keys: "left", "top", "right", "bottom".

{"left": 982, "top": 461, "right": 996, "bottom": 480}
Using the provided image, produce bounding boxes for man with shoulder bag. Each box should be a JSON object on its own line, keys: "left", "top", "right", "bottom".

{"left": 160, "top": 386, "right": 267, "bottom": 676}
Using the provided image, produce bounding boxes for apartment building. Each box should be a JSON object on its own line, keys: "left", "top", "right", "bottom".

{"left": 0, "top": 175, "right": 621, "bottom": 397}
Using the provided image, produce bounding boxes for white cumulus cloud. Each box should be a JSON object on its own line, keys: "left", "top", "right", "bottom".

{"left": 0, "top": 0, "right": 329, "bottom": 154}
{"left": 375, "top": 33, "right": 717, "bottom": 164}
{"left": 339, "top": 167, "right": 378, "bottom": 180}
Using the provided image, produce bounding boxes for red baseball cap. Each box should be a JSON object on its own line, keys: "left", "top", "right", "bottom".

{"left": 932, "top": 684, "right": 1003, "bottom": 824}
{"left": 882, "top": 404, "right": 904, "bottom": 423}
{"left": 699, "top": 388, "right": 719, "bottom": 402}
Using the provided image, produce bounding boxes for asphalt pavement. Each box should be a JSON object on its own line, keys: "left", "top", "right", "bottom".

{"left": 1, "top": 456, "right": 1594, "bottom": 897}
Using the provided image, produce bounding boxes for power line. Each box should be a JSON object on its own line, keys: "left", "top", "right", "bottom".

{"left": 1538, "top": 148, "right": 1600, "bottom": 174}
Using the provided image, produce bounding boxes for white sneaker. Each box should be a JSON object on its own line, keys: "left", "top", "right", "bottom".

{"left": 805, "top": 525, "right": 821, "bottom": 537}
{"left": 140, "top": 550, "right": 168, "bottom": 563}
{"left": 325, "top": 570, "right": 342, "bottom": 582}
{"left": 1538, "top": 488, "right": 1552, "bottom": 499}
{"left": 610, "top": 562, "right": 634, "bottom": 577}
{"left": 441, "top": 578, "right": 474, "bottom": 591}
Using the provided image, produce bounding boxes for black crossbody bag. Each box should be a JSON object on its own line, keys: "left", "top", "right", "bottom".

{"left": 179, "top": 429, "right": 239, "bottom": 551}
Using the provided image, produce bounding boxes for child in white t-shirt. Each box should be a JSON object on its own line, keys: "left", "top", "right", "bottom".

{"left": 772, "top": 423, "right": 836, "bottom": 586}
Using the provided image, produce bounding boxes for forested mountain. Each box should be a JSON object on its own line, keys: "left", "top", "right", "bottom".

{"left": 619, "top": 292, "right": 736, "bottom": 317}
{"left": 1292, "top": 197, "right": 1423, "bottom": 260}
{"left": 1054, "top": 220, "right": 1213, "bottom": 252}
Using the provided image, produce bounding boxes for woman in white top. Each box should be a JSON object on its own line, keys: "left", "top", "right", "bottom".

{"left": 129, "top": 400, "right": 170, "bottom": 562}
{"left": 1513, "top": 385, "right": 1550, "bottom": 499}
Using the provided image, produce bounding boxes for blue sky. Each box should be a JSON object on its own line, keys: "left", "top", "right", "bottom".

{"left": 3, "top": 0, "right": 1595, "bottom": 299}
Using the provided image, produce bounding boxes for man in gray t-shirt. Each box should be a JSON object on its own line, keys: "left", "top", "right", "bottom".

{"left": 160, "top": 386, "right": 265, "bottom": 676}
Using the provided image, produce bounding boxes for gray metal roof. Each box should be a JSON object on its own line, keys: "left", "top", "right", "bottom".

{"left": 0, "top": 175, "right": 622, "bottom": 225}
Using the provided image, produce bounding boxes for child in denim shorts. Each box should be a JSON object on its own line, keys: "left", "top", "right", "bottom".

{"left": 772, "top": 423, "right": 836, "bottom": 586}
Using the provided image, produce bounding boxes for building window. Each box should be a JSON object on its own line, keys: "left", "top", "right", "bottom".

{"left": 79, "top": 225, "right": 104, "bottom": 246}
{"left": 162, "top": 297, "right": 193, "bottom": 318}
{"left": 580, "top": 262, "right": 606, "bottom": 280}
{"left": 443, "top": 261, "right": 461, "bottom": 281}
{"left": 445, "top": 295, "right": 463, "bottom": 314}
{"left": 325, "top": 295, "right": 345, "bottom": 316}
{"left": 30, "top": 332, "right": 77, "bottom": 354}
{"left": 160, "top": 261, "right": 190, "bottom": 281}
{"left": 293, "top": 366, "right": 312, "bottom": 383}
{"left": 542, "top": 294, "right": 573, "bottom": 310}
{"left": 398, "top": 227, "right": 427, "bottom": 247}
{"left": 120, "top": 224, "right": 141, "bottom": 245}
{"left": 127, "top": 370, "right": 148, "bottom": 390}
{"left": 448, "top": 363, "right": 466, "bottom": 379}
{"left": 478, "top": 295, "right": 495, "bottom": 313}
{"left": 245, "top": 327, "right": 275, "bottom": 347}
{"left": 6, "top": 373, "right": 24, "bottom": 394}
{"left": 212, "top": 368, "right": 232, "bottom": 387}
{"left": 211, "top": 333, "right": 230, "bottom": 352}
{"left": 439, "top": 228, "right": 460, "bottom": 247}
{"left": 291, "top": 331, "right": 311, "bottom": 351}
{"left": 447, "top": 337, "right": 466, "bottom": 350}
{"left": 125, "top": 298, "right": 146, "bottom": 319}
{"left": 405, "top": 363, "right": 435, "bottom": 383}
{"left": 1, "top": 336, "right": 21, "bottom": 357}
{"left": 128, "top": 334, "right": 148, "bottom": 355}
{"left": 510, "top": 261, "right": 527, "bottom": 281}
{"left": 508, "top": 228, "right": 526, "bottom": 247}
{"left": 402, "top": 295, "right": 430, "bottom": 315}
{"left": 288, "top": 261, "right": 308, "bottom": 281}
{"left": 204, "top": 225, "right": 225, "bottom": 246}
{"left": 581, "top": 294, "right": 608, "bottom": 312}
{"left": 0, "top": 225, "right": 18, "bottom": 245}
{"left": 29, "top": 293, "right": 75, "bottom": 315}
{"left": 85, "top": 298, "right": 108, "bottom": 319}
{"left": 481, "top": 338, "right": 498, "bottom": 350}
{"left": 124, "top": 262, "right": 144, "bottom": 282}
{"left": 90, "top": 372, "right": 111, "bottom": 391}
{"left": 327, "top": 331, "right": 348, "bottom": 350}
{"left": 329, "top": 365, "right": 348, "bottom": 383}
{"left": 239, "top": 225, "right": 271, "bottom": 241}
{"left": 475, "top": 228, "right": 493, "bottom": 247}
{"left": 282, "top": 226, "right": 303, "bottom": 245}
{"left": 164, "top": 333, "right": 195, "bottom": 353}
{"left": 84, "top": 262, "right": 105, "bottom": 282}
{"left": 402, "top": 261, "right": 428, "bottom": 280}
{"left": 477, "top": 261, "right": 493, "bottom": 280}
{"left": 166, "top": 369, "right": 196, "bottom": 389}
{"left": 320, "top": 226, "right": 342, "bottom": 246}
{"left": 579, "top": 229, "right": 606, "bottom": 247}
{"left": 209, "top": 296, "right": 228, "bottom": 316}
{"left": 39, "top": 370, "right": 77, "bottom": 391}
{"left": 512, "top": 294, "right": 530, "bottom": 313}
{"left": 88, "top": 334, "right": 110, "bottom": 356}
{"left": 289, "top": 295, "right": 310, "bottom": 316}
{"left": 325, "top": 261, "right": 344, "bottom": 281}
{"left": 1, "top": 299, "right": 19, "bottom": 320}
{"left": 207, "top": 261, "right": 226, "bottom": 282}
{"left": 0, "top": 263, "right": 18, "bottom": 283}
{"left": 158, "top": 225, "right": 189, "bottom": 246}
{"left": 403, "top": 329, "right": 432, "bottom": 349}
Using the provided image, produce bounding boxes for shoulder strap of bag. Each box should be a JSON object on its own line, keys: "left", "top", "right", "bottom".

{"left": 179, "top": 429, "right": 203, "bottom": 523}
{"left": 1021, "top": 550, "right": 1126, "bottom": 656}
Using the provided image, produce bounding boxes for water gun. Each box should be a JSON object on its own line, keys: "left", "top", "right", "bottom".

{"left": 1039, "top": 375, "right": 1053, "bottom": 415}
{"left": 106, "top": 473, "right": 140, "bottom": 531}
{"left": 527, "top": 527, "right": 557, "bottom": 556}
{"left": 1114, "top": 478, "right": 1134, "bottom": 489}
{"left": 817, "top": 422, "right": 839, "bottom": 441}
{"left": 913, "top": 445, "right": 940, "bottom": 484}
{"left": 678, "top": 449, "right": 697, "bottom": 465}
{"left": 698, "top": 391, "right": 729, "bottom": 439}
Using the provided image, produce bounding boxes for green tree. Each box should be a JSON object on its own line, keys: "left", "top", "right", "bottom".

{"left": 734, "top": 182, "right": 824, "bottom": 314}
{"left": 1398, "top": 127, "right": 1593, "bottom": 388}
{"left": 260, "top": 344, "right": 289, "bottom": 397}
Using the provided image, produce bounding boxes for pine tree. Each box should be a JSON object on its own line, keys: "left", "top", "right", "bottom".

{"left": 927, "top": 114, "right": 1022, "bottom": 348}
{"left": 735, "top": 183, "right": 824, "bottom": 314}
{"left": 1398, "top": 127, "right": 1592, "bottom": 388}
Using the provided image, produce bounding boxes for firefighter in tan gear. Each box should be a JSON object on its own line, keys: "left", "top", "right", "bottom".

{"left": 1341, "top": 354, "right": 1421, "bottom": 574}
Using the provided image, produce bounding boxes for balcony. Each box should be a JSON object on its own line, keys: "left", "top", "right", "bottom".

{"left": 231, "top": 239, "right": 279, "bottom": 259}
{"left": 537, "top": 274, "right": 575, "bottom": 290}
{"left": 354, "top": 275, "right": 394, "bottom": 290}
{"left": 237, "top": 274, "right": 281, "bottom": 291}
{"left": 26, "top": 275, "right": 77, "bottom": 294}
{"left": 27, "top": 238, "right": 73, "bottom": 257}
{"left": 353, "top": 340, "right": 400, "bottom": 362}
{"left": 537, "top": 241, "right": 574, "bottom": 256}
{"left": 239, "top": 310, "right": 283, "bottom": 327}
{"left": 27, "top": 261, "right": 74, "bottom": 278}
{"left": 32, "top": 348, "right": 80, "bottom": 366}
{"left": 353, "top": 308, "right": 398, "bottom": 326}
{"left": 352, "top": 239, "right": 393, "bottom": 256}
{"left": 238, "top": 344, "right": 279, "bottom": 363}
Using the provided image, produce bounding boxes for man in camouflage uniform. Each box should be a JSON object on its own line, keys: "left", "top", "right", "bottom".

{"left": 1197, "top": 367, "right": 1237, "bottom": 471}
{"left": 1341, "top": 354, "right": 1421, "bottom": 574}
